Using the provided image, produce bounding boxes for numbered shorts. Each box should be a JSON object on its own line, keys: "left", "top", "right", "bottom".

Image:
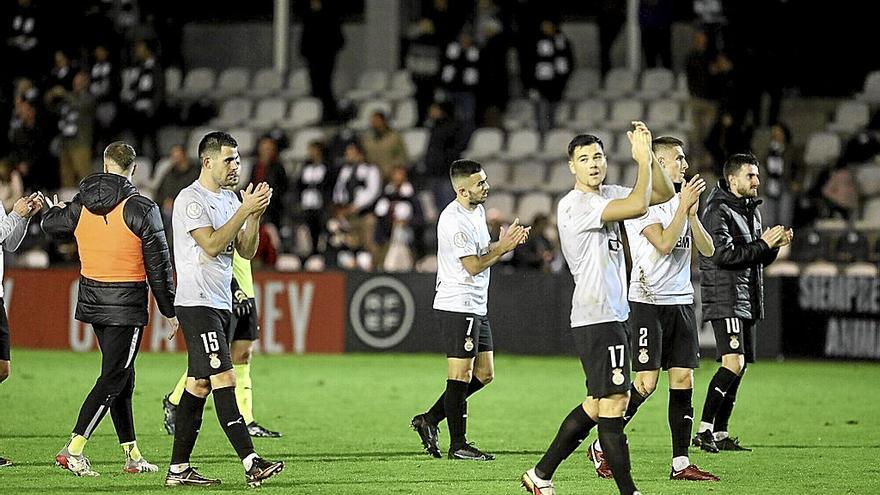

{"left": 571, "top": 321, "right": 632, "bottom": 399}
{"left": 711, "top": 317, "right": 756, "bottom": 363}
{"left": 229, "top": 298, "right": 260, "bottom": 342}
{"left": 177, "top": 306, "right": 234, "bottom": 379}
{"left": 437, "top": 310, "right": 493, "bottom": 359}
{"left": 630, "top": 302, "right": 700, "bottom": 372}
{"left": 0, "top": 299, "right": 9, "bottom": 361}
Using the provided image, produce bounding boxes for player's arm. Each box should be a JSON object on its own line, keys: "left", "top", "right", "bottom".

{"left": 689, "top": 213, "right": 715, "bottom": 257}
{"left": 41, "top": 193, "right": 82, "bottom": 239}
{"left": 642, "top": 175, "right": 708, "bottom": 255}
{"left": 192, "top": 183, "right": 270, "bottom": 258}
{"left": 235, "top": 214, "right": 261, "bottom": 260}
{"left": 459, "top": 219, "right": 528, "bottom": 277}
{"left": 649, "top": 152, "right": 675, "bottom": 206}
{"left": 601, "top": 123, "right": 653, "bottom": 223}
{"left": 126, "top": 196, "right": 176, "bottom": 318}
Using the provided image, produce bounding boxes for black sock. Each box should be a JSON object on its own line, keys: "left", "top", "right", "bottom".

{"left": 444, "top": 379, "right": 469, "bottom": 449}
{"left": 535, "top": 405, "right": 596, "bottom": 480}
{"left": 426, "top": 377, "right": 485, "bottom": 424}
{"left": 713, "top": 373, "right": 742, "bottom": 434}
{"left": 700, "top": 367, "right": 739, "bottom": 425}
{"left": 171, "top": 390, "right": 206, "bottom": 465}
{"left": 622, "top": 384, "right": 649, "bottom": 427}
{"left": 598, "top": 417, "right": 639, "bottom": 495}
{"left": 668, "top": 389, "right": 693, "bottom": 459}
{"left": 213, "top": 386, "right": 255, "bottom": 460}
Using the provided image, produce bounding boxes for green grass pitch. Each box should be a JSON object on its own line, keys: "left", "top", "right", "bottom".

{"left": 0, "top": 351, "right": 878, "bottom": 494}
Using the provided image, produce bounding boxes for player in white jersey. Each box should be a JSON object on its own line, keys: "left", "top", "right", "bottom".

{"left": 165, "top": 131, "right": 283, "bottom": 488}
{"left": 586, "top": 136, "right": 718, "bottom": 482}
{"left": 411, "top": 159, "right": 528, "bottom": 461}
{"left": 522, "top": 123, "right": 674, "bottom": 495}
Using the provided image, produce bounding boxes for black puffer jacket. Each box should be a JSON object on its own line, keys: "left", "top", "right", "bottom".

{"left": 42, "top": 173, "right": 175, "bottom": 326}
{"left": 699, "top": 180, "right": 779, "bottom": 322}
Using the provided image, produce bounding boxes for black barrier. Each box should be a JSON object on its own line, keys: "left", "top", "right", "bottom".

{"left": 344, "top": 272, "right": 784, "bottom": 359}
{"left": 780, "top": 274, "right": 880, "bottom": 360}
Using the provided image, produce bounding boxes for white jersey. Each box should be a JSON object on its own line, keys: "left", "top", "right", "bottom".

{"left": 0, "top": 209, "right": 28, "bottom": 299}
{"left": 624, "top": 194, "right": 694, "bottom": 305}
{"left": 557, "top": 185, "right": 631, "bottom": 327}
{"left": 172, "top": 181, "right": 241, "bottom": 310}
{"left": 433, "top": 201, "right": 491, "bottom": 316}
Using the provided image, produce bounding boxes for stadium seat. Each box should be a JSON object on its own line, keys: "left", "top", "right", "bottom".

{"left": 764, "top": 260, "right": 801, "bottom": 277}
{"left": 637, "top": 68, "right": 675, "bottom": 98}
{"left": 545, "top": 163, "right": 573, "bottom": 193}
{"left": 210, "top": 97, "right": 253, "bottom": 128}
{"left": 150, "top": 157, "right": 173, "bottom": 192}
{"left": 857, "top": 70, "right": 880, "bottom": 104}
{"left": 501, "top": 98, "right": 534, "bottom": 131}
{"left": 281, "top": 97, "right": 322, "bottom": 130}
{"left": 834, "top": 229, "right": 870, "bottom": 262}
{"left": 228, "top": 128, "right": 256, "bottom": 156}
{"left": 827, "top": 100, "right": 870, "bottom": 134}
{"left": 803, "top": 132, "right": 842, "bottom": 168}
{"left": 516, "top": 192, "right": 553, "bottom": 221}
{"left": 553, "top": 101, "right": 571, "bottom": 124}
{"left": 180, "top": 68, "right": 216, "bottom": 98}
{"left": 281, "top": 68, "right": 311, "bottom": 99}
{"left": 391, "top": 98, "right": 418, "bottom": 130}
{"left": 165, "top": 67, "right": 182, "bottom": 97}
{"left": 567, "top": 100, "right": 608, "bottom": 131}
{"left": 598, "top": 68, "right": 638, "bottom": 99}
{"left": 670, "top": 72, "right": 690, "bottom": 101}
{"left": 349, "top": 99, "right": 393, "bottom": 131}
{"left": 854, "top": 163, "right": 880, "bottom": 196}
{"left": 609, "top": 133, "right": 634, "bottom": 163}
{"left": 402, "top": 128, "right": 429, "bottom": 162}
{"left": 801, "top": 260, "right": 839, "bottom": 276}
{"left": 216, "top": 67, "right": 250, "bottom": 97}
{"left": 536, "top": 128, "right": 572, "bottom": 162}
{"left": 484, "top": 190, "right": 515, "bottom": 216}
{"left": 186, "top": 126, "right": 215, "bottom": 159}
{"left": 510, "top": 163, "right": 547, "bottom": 192}
{"left": 646, "top": 100, "right": 682, "bottom": 130}
{"left": 385, "top": 70, "right": 416, "bottom": 101}
{"left": 344, "top": 70, "right": 389, "bottom": 101}
{"left": 247, "top": 68, "right": 284, "bottom": 98}
{"left": 481, "top": 161, "right": 510, "bottom": 187}
{"left": 463, "top": 127, "right": 504, "bottom": 161}
{"left": 618, "top": 163, "right": 637, "bottom": 186}
{"left": 251, "top": 97, "right": 288, "bottom": 129}
{"left": 130, "top": 157, "right": 153, "bottom": 194}
{"left": 500, "top": 129, "right": 540, "bottom": 162}
{"left": 591, "top": 130, "right": 615, "bottom": 152}
{"left": 157, "top": 126, "right": 189, "bottom": 155}
{"left": 861, "top": 197, "right": 880, "bottom": 228}
{"left": 844, "top": 261, "right": 879, "bottom": 277}
{"left": 564, "top": 67, "right": 601, "bottom": 101}
{"left": 606, "top": 99, "right": 645, "bottom": 131}
{"left": 284, "top": 127, "right": 326, "bottom": 162}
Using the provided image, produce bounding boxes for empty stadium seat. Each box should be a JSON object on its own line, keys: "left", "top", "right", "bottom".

{"left": 484, "top": 190, "right": 515, "bottom": 216}
{"left": 516, "top": 192, "right": 553, "bottom": 221}
{"left": 510, "top": 163, "right": 547, "bottom": 192}
{"left": 536, "top": 128, "right": 572, "bottom": 162}
{"left": 402, "top": 128, "right": 429, "bottom": 162}
{"left": 157, "top": 126, "right": 189, "bottom": 155}
{"left": 764, "top": 260, "right": 801, "bottom": 277}
{"left": 284, "top": 127, "right": 326, "bottom": 162}
{"left": 344, "top": 70, "right": 389, "bottom": 101}
{"left": 281, "top": 97, "right": 322, "bottom": 129}
{"left": 564, "top": 67, "right": 601, "bottom": 101}
{"left": 501, "top": 98, "right": 534, "bottom": 131}
{"left": 606, "top": 99, "right": 645, "bottom": 131}
{"left": 545, "top": 163, "right": 573, "bottom": 193}
{"left": 844, "top": 261, "right": 879, "bottom": 277}
{"left": 861, "top": 197, "right": 880, "bottom": 228}
{"left": 186, "top": 126, "right": 215, "bottom": 159}
{"left": 463, "top": 127, "right": 504, "bottom": 161}
{"left": 210, "top": 97, "right": 253, "bottom": 128}
{"left": 385, "top": 70, "right": 416, "bottom": 101}
{"left": 247, "top": 68, "right": 284, "bottom": 97}
{"left": 349, "top": 99, "right": 393, "bottom": 131}
{"left": 801, "top": 260, "right": 839, "bottom": 276}
{"left": 216, "top": 67, "right": 250, "bottom": 97}
{"left": 281, "top": 68, "right": 311, "bottom": 99}
{"left": 180, "top": 68, "right": 216, "bottom": 98}
{"left": 646, "top": 100, "right": 682, "bottom": 129}
{"left": 481, "top": 161, "right": 510, "bottom": 188}
{"left": 827, "top": 101, "right": 870, "bottom": 134}
{"left": 854, "top": 164, "right": 880, "bottom": 196}
{"left": 165, "top": 67, "right": 182, "bottom": 97}
{"left": 500, "top": 129, "right": 540, "bottom": 162}
{"left": 803, "top": 132, "right": 842, "bottom": 168}
{"left": 391, "top": 98, "right": 418, "bottom": 129}
{"left": 598, "top": 68, "right": 638, "bottom": 99}
{"left": 857, "top": 70, "right": 880, "bottom": 104}
{"left": 567, "top": 100, "right": 608, "bottom": 131}
{"left": 637, "top": 68, "right": 675, "bottom": 98}
{"left": 251, "top": 97, "right": 288, "bottom": 129}
{"left": 228, "top": 128, "right": 256, "bottom": 156}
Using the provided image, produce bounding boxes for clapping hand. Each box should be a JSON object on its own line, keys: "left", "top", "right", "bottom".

{"left": 499, "top": 218, "right": 530, "bottom": 253}
{"left": 627, "top": 121, "right": 653, "bottom": 165}
{"left": 680, "top": 174, "right": 706, "bottom": 216}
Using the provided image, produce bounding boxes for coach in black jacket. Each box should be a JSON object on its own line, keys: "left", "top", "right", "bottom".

{"left": 693, "top": 153, "right": 793, "bottom": 454}
{"left": 42, "top": 142, "right": 178, "bottom": 475}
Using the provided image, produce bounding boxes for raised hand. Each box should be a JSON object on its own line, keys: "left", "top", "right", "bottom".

{"left": 498, "top": 218, "right": 529, "bottom": 253}
{"left": 760, "top": 225, "right": 787, "bottom": 248}
{"left": 681, "top": 174, "right": 707, "bottom": 212}
{"left": 627, "top": 121, "right": 653, "bottom": 165}
{"left": 24, "top": 192, "right": 44, "bottom": 218}
{"left": 240, "top": 182, "right": 273, "bottom": 215}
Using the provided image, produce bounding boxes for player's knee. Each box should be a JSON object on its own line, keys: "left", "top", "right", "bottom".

{"left": 448, "top": 369, "right": 473, "bottom": 382}
{"left": 231, "top": 349, "right": 252, "bottom": 365}
{"left": 189, "top": 379, "right": 212, "bottom": 397}
{"left": 475, "top": 369, "right": 494, "bottom": 384}
{"left": 668, "top": 368, "right": 694, "bottom": 389}
{"left": 722, "top": 356, "right": 744, "bottom": 376}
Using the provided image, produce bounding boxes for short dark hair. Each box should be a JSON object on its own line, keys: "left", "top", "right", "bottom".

{"left": 652, "top": 135, "right": 684, "bottom": 152}
{"left": 567, "top": 134, "right": 604, "bottom": 158}
{"left": 345, "top": 140, "right": 365, "bottom": 156}
{"left": 308, "top": 139, "right": 325, "bottom": 155}
{"left": 449, "top": 159, "right": 482, "bottom": 179}
{"left": 723, "top": 153, "right": 759, "bottom": 179}
{"left": 198, "top": 131, "right": 238, "bottom": 159}
{"left": 104, "top": 141, "right": 136, "bottom": 169}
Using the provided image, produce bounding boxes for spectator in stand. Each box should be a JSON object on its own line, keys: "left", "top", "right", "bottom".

{"left": 49, "top": 50, "right": 77, "bottom": 91}
{"left": 639, "top": 0, "right": 674, "bottom": 69}
{"left": 246, "top": 136, "right": 289, "bottom": 230}
{"left": 361, "top": 111, "right": 409, "bottom": 180}
{"left": 793, "top": 165, "right": 860, "bottom": 228}
{"left": 759, "top": 122, "right": 796, "bottom": 228}
{"left": 300, "top": 0, "right": 344, "bottom": 123}
{"left": 7, "top": 96, "right": 55, "bottom": 191}
{"left": 366, "top": 165, "right": 424, "bottom": 272}
{"left": 331, "top": 141, "right": 382, "bottom": 269}
{"left": 422, "top": 0, "right": 470, "bottom": 46}
{"left": 527, "top": 18, "right": 573, "bottom": 135}
{"left": 437, "top": 30, "right": 481, "bottom": 132}
{"left": 477, "top": 18, "right": 509, "bottom": 128}
{"left": 295, "top": 140, "right": 335, "bottom": 257}
{"left": 686, "top": 30, "right": 726, "bottom": 171}
{"left": 90, "top": 44, "right": 120, "bottom": 150}
{"left": 55, "top": 71, "right": 96, "bottom": 189}
{"left": 403, "top": 18, "right": 442, "bottom": 122}
{"left": 597, "top": 0, "right": 626, "bottom": 75}
{"left": 0, "top": 160, "right": 24, "bottom": 213}
{"left": 705, "top": 110, "right": 751, "bottom": 177}
{"left": 5, "top": 0, "right": 44, "bottom": 80}
{"left": 154, "top": 144, "right": 199, "bottom": 235}
{"left": 423, "top": 101, "right": 467, "bottom": 214}
{"left": 121, "top": 39, "right": 163, "bottom": 161}
{"left": 511, "top": 213, "right": 555, "bottom": 271}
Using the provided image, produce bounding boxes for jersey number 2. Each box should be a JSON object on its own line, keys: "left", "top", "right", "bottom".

{"left": 639, "top": 327, "right": 648, "bottom": 347}
{"left": 201, "top": 331, "right": 220, "bottom": 353}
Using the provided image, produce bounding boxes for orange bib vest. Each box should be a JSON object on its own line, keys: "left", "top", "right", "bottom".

{"left": 74, "top": 196, "right": 146, "bottom": 282}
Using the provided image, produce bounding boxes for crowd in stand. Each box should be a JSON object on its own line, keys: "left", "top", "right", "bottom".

{"left": 2, "top": 0, "right": 879, "bottom": 272}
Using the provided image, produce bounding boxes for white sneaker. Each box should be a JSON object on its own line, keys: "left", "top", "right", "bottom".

{"left": 55, "top": 448, "right": 100, "bottom": 477}
{"left": 124, "top": 456, "right": 159, "bottom": 473}
{"left": 521, "top": 468, "right": 556, "bottom": 495}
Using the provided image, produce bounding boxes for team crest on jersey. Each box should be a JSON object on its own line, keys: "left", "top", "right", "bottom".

{"left": 638, "top": 348, "right": 650, "bottom": 364}
{"left": 729, "top": 335, "right": 740, "bottom": 350}
{"left": 611, "top": 368, "right": 625, "bottom": 385}
{"left": 464, "top": 337, "right": 474, "bottom": 352}
{"left": 186, "top": 202, "right": 204, "bottom": 219}
{"left": 209, "top": 353, "right": 221, "bottom": 369}
{"left": 454, "top": 232, "right": 468, "bottom": 248}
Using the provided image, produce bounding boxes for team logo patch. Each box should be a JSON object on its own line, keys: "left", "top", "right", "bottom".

{"left": 209, "top": 353, "right": 221, "bottom": 369}
{"left": 464, "top": 337, "right": 474, "bottom": 352}
{"left": 453, "top": 232, "right": 468, "bottom": 249}
{"left": 638, "top": 348, "right": 650, "bottom": 364}
{"left": 729, "top": 335, "right": 740, "bottom": 350}
{"left": 186, "top": 201, "right": 204, "bottom": 219}
{"left": 611, "top": 368, "right": 625, "bottom": 386}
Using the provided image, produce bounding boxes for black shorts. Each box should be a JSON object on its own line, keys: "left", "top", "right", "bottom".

{"left": 630, "top": 302, "right": 700, "bottom": 371}
{"left": 177, "top": 306, "right": 234, "bottom": 379}
{"left": 0, "top": 299, "right": 9, "bottom": 361}
{"left": 711, "top": 317, "right": 757, "bottom": 363}
{"left": 229, "top": 298, "right": 259, "bottom": 342}
{"left": 437, "top": 310, "right": 493, "bottom": 358}
{"left": 571, "top": 321, "right": 632, "bottom": 399}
